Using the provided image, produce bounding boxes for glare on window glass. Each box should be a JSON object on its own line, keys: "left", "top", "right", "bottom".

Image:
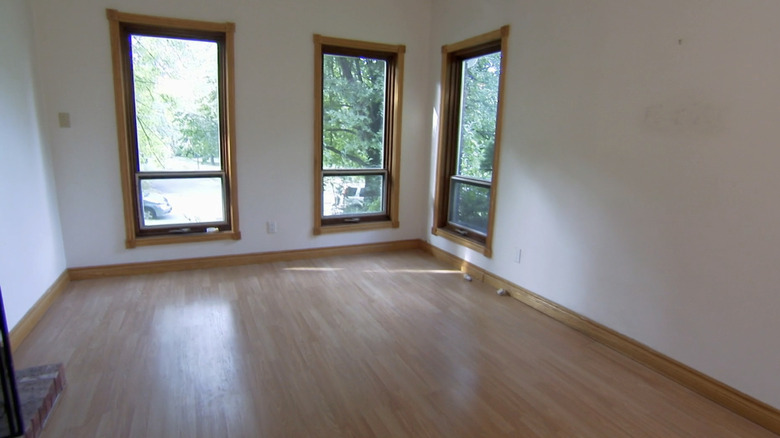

{"left": 322, "top": 174, "right": 384, "bottom": 217}
{"left": 140, "top": 178, "right": 225, "bottom": 228}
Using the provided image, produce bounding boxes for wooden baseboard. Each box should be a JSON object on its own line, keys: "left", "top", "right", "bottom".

{"left": 10, "top": 270, "right": 70, "bottom": 352}
{"left": 69, "top": 239, "right": 424, "bottom": 280}
{"left": 32, "top": 239, "right": 780, "bottom": 433}
{"left": 421, "top": 241, "right": 780, "bottom": 435}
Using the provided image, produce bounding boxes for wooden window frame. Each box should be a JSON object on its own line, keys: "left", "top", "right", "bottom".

{"left": 313, "top": 35, "right": 404, "bottom": 235}
{"left": 432, "top": 26, "right": 509, "bottom": 258}
{"left": 107, "top": 9, "right": 240, "bottom": 248}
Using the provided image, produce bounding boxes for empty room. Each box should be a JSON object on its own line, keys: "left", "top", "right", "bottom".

{"left": 2, "top": 0, "right": 779, "bottom": 436}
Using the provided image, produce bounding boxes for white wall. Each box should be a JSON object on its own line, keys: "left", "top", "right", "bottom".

{"left": 28, "top": 0, "right": 433, "bottom": 267}
{"left": 24, "top": 0, "right": 780, "bottom": 412}
{"left": 428, "top": 0, "right": 780, "bottom": 409}
{"left": 0, "top": 0, "right": 68, "bottom": 329}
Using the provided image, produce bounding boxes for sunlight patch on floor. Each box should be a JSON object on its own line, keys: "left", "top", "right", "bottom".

{"left": 363, "top": 269, "right": 461, "bottom": 274}
{"left": 283, "top": 267, "right": 345, "bottom": 272}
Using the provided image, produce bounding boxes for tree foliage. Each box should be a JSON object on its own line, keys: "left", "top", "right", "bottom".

{"left": 174, "top": 86, "right": 220, "bottom": 166}
{"left": 131, "top": 35, "right": 220, "bottom": 171}
{"left": 457, "top": 52, "right": 501, "bottom": 181}
{"left": 322, "top": 54, "right": 386, "bottom": 170}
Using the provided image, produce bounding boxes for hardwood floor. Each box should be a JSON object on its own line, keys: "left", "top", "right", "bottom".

{"left": 13, "top": 250, "right": 778, "bottom": 437}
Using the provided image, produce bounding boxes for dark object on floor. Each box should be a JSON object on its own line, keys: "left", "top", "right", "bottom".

{"left": 0, "top": 288, "right": 23, "bottom": 437}
{"left": 0, "top": 364, "right": 65, "bottom": 438}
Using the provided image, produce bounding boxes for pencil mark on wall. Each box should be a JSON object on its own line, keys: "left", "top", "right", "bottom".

{"left": 643, "top": 97, "right": 724, "bottom": 135}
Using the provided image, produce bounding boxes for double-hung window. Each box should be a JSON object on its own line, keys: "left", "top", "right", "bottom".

{"left": 313, "top": 35, "right": 404, "bottom": 234}
{"left": 433, "top": 27, "right": 509, "bottom": 257}
{"left": 108, "top": 10, "right": 240, "bottom": 247}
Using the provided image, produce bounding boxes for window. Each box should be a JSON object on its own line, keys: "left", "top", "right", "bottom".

{"left": 433, "top": 26, "right": 509, "bottom": 257}
{"left": 107, "top": 9, "right": 240, "bottom": 248}
{"left": 313, "top": 35, "right": 404, "bottom": 234}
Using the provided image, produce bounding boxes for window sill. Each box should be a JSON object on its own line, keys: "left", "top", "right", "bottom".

{"left": 432, "top": 227, "right": 492, "bottom": 258}
{"left": 315, "top": 220, "right": 398, "bottom": 235}
{"left": 127, "top": 230, "right": 241, "bottom": 248}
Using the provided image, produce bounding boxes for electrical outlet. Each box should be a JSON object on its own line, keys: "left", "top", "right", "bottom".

{"left": 267, "top": 221, "right": 277, "bottom": 234}
{"left": 514, "top": 248, "right": 522, "bottom": 263}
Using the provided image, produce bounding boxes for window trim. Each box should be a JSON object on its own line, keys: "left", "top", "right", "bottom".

{"left": 312, "top": 34, "right": 405, "bottom": 235}
{"left": 432, "top": 26, "right": 509, "bottom": 258}
{"left": 107, "top": 9, "right": 240, "bottom": 248}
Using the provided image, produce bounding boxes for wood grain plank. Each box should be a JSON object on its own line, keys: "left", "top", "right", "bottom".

{"left": 13, "top": 250, "right": 778, "bottom": 437}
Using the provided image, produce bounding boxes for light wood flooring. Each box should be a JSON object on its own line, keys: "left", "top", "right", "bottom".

{"left": 13, "top": 250, "right": 778, "bottom": 437}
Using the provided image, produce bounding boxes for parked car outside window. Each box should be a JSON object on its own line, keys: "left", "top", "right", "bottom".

{"left": 142, "top": 192, "right": 172, "bottom": 219}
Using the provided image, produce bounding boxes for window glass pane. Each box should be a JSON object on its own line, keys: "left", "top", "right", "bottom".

{"left": 140, "top": 177, "right": 225, "bottom": 227}
{"left": 322, "top": 174, "right": 385, "bottom": 217}
{"left": 322, "top": 54, "right": 386, "bottom": 170}
{"left": 456, "top": 52, "right": 501, "bottom": 181}
{"left": 448, "top": 180, "right": 490, "bottom": 234}
{"left": 132, "top": 36, "right": 220, "bottom": 172}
